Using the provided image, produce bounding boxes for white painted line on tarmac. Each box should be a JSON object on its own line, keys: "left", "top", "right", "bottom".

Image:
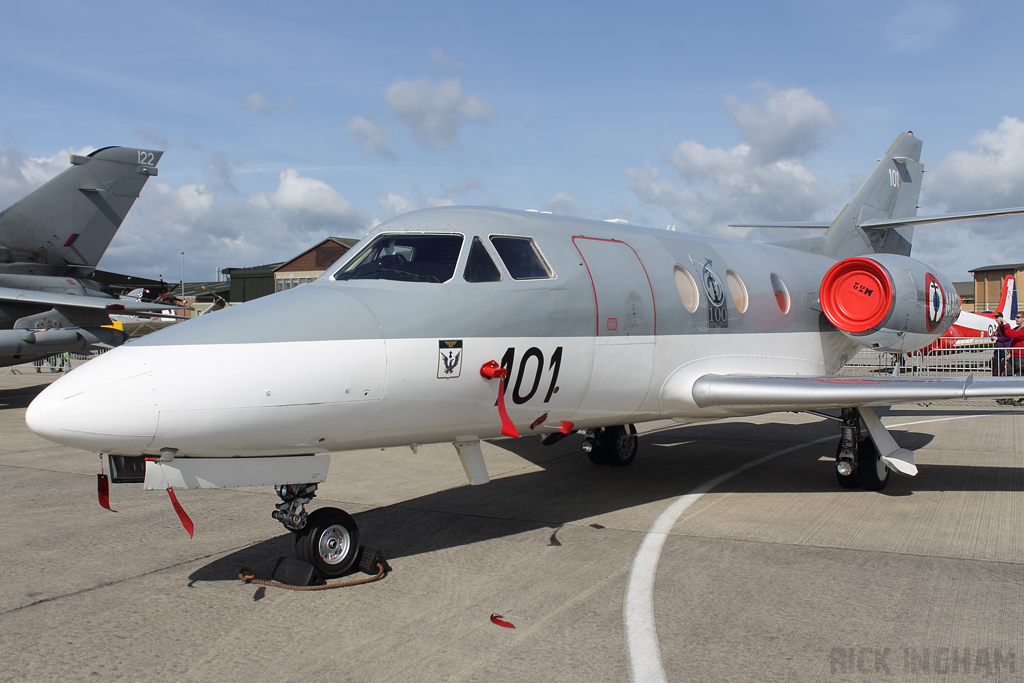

{"left": 622, "top": 413, "right": 988, "bottom": 683}
{"left": 623, "top": 435, "right": 834, "bottom": 683}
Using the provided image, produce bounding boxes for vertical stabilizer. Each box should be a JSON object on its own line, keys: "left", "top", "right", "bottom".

{"left": 0, "top": 147, "right": 162, "bottom": 273}
{"left": 823, "top": 132, "right": 923, "bottom": 259}
{"left": 997, "top": 276, "right": 1018, "bottom": 319}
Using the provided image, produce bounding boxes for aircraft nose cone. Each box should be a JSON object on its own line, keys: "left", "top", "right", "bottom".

{"left": 26, "top": 349, "right": 158, "bottom": 454}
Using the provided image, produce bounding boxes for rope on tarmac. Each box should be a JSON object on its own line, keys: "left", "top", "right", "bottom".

{"left": 238, "top": 562, "right": 386, "bottom": 591}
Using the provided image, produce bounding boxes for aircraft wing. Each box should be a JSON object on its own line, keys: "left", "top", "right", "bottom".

{"left": 691, "top": 374, "right": 1024, "bottom": 411}
{"left": 0, "top": 286, "right": 183, "bottom": 314}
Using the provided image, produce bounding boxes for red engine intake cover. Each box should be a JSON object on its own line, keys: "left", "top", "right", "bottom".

{"left": 819, "top": 257, "right": 895, "bottom": 333}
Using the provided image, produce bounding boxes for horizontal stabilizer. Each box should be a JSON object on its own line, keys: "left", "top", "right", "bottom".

{"left": 728, "top": 222, "right": 831, "bottom": 229}
{"left": 733, "top": 207, "right": 1024, "bottom": 232}
{"left": 859, "top": 206, "right": 1024, "bottom": 230}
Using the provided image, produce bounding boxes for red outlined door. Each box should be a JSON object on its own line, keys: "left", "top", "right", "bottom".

{"left": 572, "top": 237, "right": 656, "bottom": 337}
{"left": 572, "top": 236, "right": 656, "bottom": 419}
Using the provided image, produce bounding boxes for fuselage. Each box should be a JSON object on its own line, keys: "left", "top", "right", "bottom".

{"left": 26, "top": 206, "right": 861, "bottom": 457}
{"left": 946, "top": 310, "right": 997, "bottom": 338}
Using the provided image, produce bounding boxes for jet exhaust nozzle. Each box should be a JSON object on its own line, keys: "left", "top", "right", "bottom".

{"left": 819, "top": 254, "right": 959, "bottom": 353}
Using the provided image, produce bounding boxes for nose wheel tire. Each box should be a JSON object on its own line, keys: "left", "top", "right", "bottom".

{"left": 295, "top": 507, "right": 360, "bottom": 578}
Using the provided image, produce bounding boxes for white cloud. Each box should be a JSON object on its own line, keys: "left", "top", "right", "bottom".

{"left": 627, "top": 84, "right": 843, "bottom": 235}
{"left": 377, "top": 191, "right": 456, "bottom": 221}
{"left": 724, "top": 83, "right": 841, "bottom": 164}
{"left": 206, "top": 151, "right": 238, "bottom": 193}
{"left": 250, "top": 168, "right": 371, "bottom": 229}
{"left": 135, "top": 126, "right": 169, "bottom": 150}
{"left": 666, "top": 140, "right": 753, "bottom": 185}
{"left": 443, "top": 177, "right": 485, "bottom": 197}
{"left": 245, "top": 91, "right": 273, "bottom": 112}
{"left": 626, "top": 162, "right": 722, "bottom": 232}
{"left": 378, "top": 191, "right": 417, "bottom": 220}
{"left": 244, "top": 91, "right": 297, "bottom": 114}
{"left": 424, "top": 196, "right": 456, "bottom": 208}
{"left": 383, "top": 78, "right": 495, "bottom": 149}
{"left": 430, "top": 48, "right": 464, "bottom": 71}
{"left": 541, "top": 191, "right": 589, "bottom": 218}
{"left": 0, "top": 145, "right": 95, "bottom": 207}
{"left": 346, "top": 115, "right": 397, "bottom": 159}
{"left": 908, "top": 223, "right": 1008, "bottom": 284}
{"left": 102, "top": 169, "right": 373, "bottom": 281}
{"left": 927, "top": 117, "right": 1024, "bottom": 210}
{"left": 915, "top": 117, "right": 1024, "bottom": 279}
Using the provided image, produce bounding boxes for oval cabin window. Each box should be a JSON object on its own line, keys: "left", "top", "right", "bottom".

{"left": 726, "top": 270, "right": 748, "bottom": 314}
{"left": 770, "top": 273, "right": 791, "bottom": 313}
{"left": 674, "top": 265, "right": 700, "bottom": 312}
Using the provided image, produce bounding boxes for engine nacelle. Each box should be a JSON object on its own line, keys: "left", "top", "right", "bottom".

{"left": 819, "top": 254, "right": 960, "bottom": 352}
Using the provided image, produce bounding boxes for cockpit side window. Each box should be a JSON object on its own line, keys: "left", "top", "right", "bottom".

{"left": 333, "top": 234, "right": 464, "bottom": 283}
{"left": 489, "top": 236, "right": 553, "bottom": 280}
{"left": 464, "top": 237, "right": 502, "bottom": 283}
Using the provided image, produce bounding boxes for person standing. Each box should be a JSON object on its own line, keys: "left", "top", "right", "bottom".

{"left": 997, "top": 313, "right": 1024, "bottom": 376}
{"left": 993, "top": 312, "right": 1012, "bottom": 376}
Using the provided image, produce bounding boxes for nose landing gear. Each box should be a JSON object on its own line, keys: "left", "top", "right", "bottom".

{"left": 295, "top": 507, "right": 360, "bottom": 578}
{"left": 272, "top": 483, "right": 361, "bottom": 578}
{"left": 272, "top": 483, "right": 319, "bottom": 530}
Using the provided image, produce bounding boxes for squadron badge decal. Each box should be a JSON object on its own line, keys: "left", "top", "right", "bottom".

{"left": 691, "top": 256, "right": 728, "bottom": 328}
{"left": 438, "top": 340, "right": 463, "bottom": 379}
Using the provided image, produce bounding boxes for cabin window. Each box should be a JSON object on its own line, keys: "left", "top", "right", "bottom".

{"left": 726, "top": 269, "right": 748, "bottom": 313}
{"left": 333, "top": 234, "right": 464, "bottom": 283}
{"left": 674, "top": 265, "right": 700, "bottom": 313}
{"left": 464, "top": 237, "right": 503, "bottom": 283}
{"left": 490, "top": 236, "right": 553, "bottom": 280}
{"left": 770, "top": 273, "right": 790, "bottom": 313}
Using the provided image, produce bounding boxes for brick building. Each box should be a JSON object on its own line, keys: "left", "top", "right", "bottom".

{"left": 274, "top": 237, "right": 360, "bottom": 293}
{"left": 969, "top": 263, "right": 1024, "bottom": 312}
{"left": 222, "top": 237, "right": 361, "bottom": 302}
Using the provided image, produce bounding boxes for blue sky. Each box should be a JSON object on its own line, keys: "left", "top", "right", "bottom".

{"left": 2, "top": 0, "right": 1024, "bottom": 284}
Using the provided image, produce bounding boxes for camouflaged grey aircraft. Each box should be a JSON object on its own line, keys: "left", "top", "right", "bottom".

{"left": 26, "top": 132, "right": 1024, "bottom": 578}
{"left": 0, "top": 146, "right": 171, "bottom": 366}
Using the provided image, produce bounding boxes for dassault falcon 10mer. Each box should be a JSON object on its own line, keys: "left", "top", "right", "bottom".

{"left": 25, "top": 132, "right": 1024, "bottom": 577}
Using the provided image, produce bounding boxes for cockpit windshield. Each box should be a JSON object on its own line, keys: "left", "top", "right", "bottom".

{"left": 333, "top": 234, "right": 464, "bottom": 283}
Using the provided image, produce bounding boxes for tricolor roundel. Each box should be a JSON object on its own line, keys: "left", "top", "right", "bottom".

{"left": 925, "top": 273, "right": 945, "bottom": 331}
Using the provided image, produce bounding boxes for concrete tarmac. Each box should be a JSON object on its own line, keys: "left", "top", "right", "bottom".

{"left": 1, "top": 369, "right": 1022, "bottom": 681}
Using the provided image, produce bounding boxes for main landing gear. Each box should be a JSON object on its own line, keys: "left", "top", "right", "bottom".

{"left": 274, "top": 483, "right": 360, "bottom": 577}
{"left": 834, "top": 408, "right": 889, "bottom": 491}
{"left": 581, "top": 424, "right": 638, "bottom": 466}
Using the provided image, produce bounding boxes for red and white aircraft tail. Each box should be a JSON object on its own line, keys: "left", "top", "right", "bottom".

{"left": 996, "top": 275, "right": 1018, "bottom": 320}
